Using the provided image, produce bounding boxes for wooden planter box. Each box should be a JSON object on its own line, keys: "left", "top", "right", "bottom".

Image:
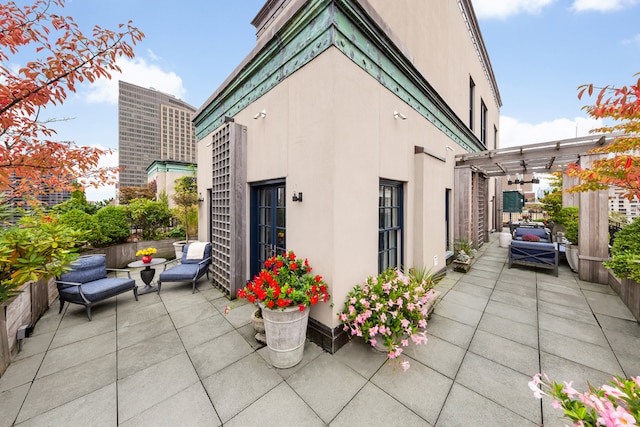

{"left": 0, "top": 277, "right": 55, "bottom": 377}
{"left": 453, "top": 259, "right": 472, "bottom": 273}
{"left": 608, "top": 272, "right": 640, "bottom": 322}
{"left": 80, "top": 238, "right": 182, "bottom": 268}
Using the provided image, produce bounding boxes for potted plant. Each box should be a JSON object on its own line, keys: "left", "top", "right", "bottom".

{"left": 0, "top": 210, "right": 83, "bottom": 375}
{"left": 251, "top": 307, "right": 266, "bottom": 344}
{"left": 452, "top": 239, "right": 476, "bottom": 273}
{"left": 337, "top": 268, "right": 436, "bottom": 370}
{"left": 172, "top": 175, "right": 198, "bottom": 259}
{"left": 236, "top": 251, "right": 330, "bottom": 368}
{"left": 529, "top": 372, "right": 640, "bottom": 426}
{"left": 135, "top": 247, "right": 157, "bottom": 263}
{"left": 604, "top": 216, "right": 640, "bottom": 283}
{"left": 555, "top": 207, "right": 579, "bottom": 272}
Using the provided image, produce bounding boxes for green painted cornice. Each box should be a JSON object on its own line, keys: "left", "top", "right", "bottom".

{"left": 193, "top": 0, "right": 486, "bottom": 153}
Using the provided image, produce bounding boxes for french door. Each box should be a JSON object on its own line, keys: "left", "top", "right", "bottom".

{"left": 251, "top": 181, "right": 286, "bottom": 277}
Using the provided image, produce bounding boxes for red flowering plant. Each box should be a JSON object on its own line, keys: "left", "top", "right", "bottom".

{"left": 237, "top": 251, "right": 329, "bottom": 312}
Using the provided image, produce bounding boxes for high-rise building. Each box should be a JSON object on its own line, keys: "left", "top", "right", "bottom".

{"left": 118, "top": 81, "right": 197, "bottom": 189}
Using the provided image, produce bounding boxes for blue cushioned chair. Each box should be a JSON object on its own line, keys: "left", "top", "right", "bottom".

{"left": 513, "top": 227, "right": 550, "bottom": 242}
{"left": 508, "top": 240, "right": 559, "bottom": 276}
{"left": 56, "top": 255, "right": 138, "bottom": 320}
{"left": 157, "top": 242, "right": 212, "bottom": 294}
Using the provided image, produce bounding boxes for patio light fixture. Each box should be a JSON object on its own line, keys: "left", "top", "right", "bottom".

{"left": 393, "top": 110, "right": 407, "bottom": 120}
{"left": 507, "top": 173, "right": 540, "bottom": 186}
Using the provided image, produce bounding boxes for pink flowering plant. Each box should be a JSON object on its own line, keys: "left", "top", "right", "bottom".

{"left": 529, "top": 373, "right": 640, "bottom": 426}
{"left": 337, "top": 268, "right": 436, "bottom": 370}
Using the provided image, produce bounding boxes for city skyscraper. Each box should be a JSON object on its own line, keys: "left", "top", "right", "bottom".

{"left": 118, "top": 81, "right": 197, "bottom": 189}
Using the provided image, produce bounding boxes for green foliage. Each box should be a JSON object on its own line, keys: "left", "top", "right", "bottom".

{"left": 119, "top": 185, "right": 155, "bottom": 204}
{"left": 59, "top": 209, "right": 105, "bottom": 246}
{"left": 554, "top": 207, "right": 579, "bottom": 244}
{"left": 172, "top": 206, "right": 198, "bottom": 238}
{"left": 166, "top": 225, "right": 185, "bottom": 238}
{"left": 454, "top": 239, "right": 476, "bottom": 261}
{"left": 0, "top": 212, "right": 82, "bottom": 304}
{"left": 126, "top": 198, "right": 172, "bottom": 240}
{"left": 604, "top": 216, "right": 640, "bottom": 282}
{"left": 408, "top": 266, "right": 442, "bottom": 290}
{"left": 539, "top": 174, "right": 563, "bottom": 220}
{"left": 173, "top": 175, "right": 198, "bottom": 242}
{"left": 95, "top": 206, "right": 130, "bottom": 245}
{"left": 53, "top": 190, "right": 98, "bottom": 215}
{"left": 609, "top": 211, "right": 629, "bottom": 225}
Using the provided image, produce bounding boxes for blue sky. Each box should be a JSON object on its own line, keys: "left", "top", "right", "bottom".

{"left": 13, "top": 0, "right": 640, "bottom": 200}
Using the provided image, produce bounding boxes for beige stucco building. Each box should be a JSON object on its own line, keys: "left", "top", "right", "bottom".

{"left": 146, "top": 160, "right": 197, "bottom": 209}
{"left": 194, "top": 0, "right": 501, "bottom": 351}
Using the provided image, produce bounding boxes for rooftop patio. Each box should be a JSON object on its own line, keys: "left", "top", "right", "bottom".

{"left": 1, "top": 235, "right": 638, "bottom": 426}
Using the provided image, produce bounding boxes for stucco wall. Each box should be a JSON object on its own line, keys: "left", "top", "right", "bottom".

{"left": 197, "top": 0, "right": 499, "bottom": 332}
{"left": 199, "top": 47, "right": 458, "bottom": 329}
{"left": 365, "top": 0, "right": 500, "bottom": 149}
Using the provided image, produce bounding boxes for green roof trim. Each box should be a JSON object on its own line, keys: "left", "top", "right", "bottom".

{"left": 193, "top": 0, "right": 485, "bottom": 153}
{"left": 147, "top": 160, "right": 197, "bottom": 175}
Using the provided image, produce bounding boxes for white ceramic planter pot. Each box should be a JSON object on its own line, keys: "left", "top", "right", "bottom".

{"left": 252, "top": 309, "right": 266, "bottom": 344}
{"left": 566, "top": 244, "right": 579, "bottom": 273}
{"left": 499, "top": 232, "right": 512, "bottom": 248}
{"left": 260, "top": 303, "right": 310, "bottom": 368}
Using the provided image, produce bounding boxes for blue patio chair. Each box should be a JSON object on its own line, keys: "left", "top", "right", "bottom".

{"left": 56, "top": 254, "right": 137, "bottom": 320}
{"left": 157, "top": 242, "right": 212, "bottom": 294}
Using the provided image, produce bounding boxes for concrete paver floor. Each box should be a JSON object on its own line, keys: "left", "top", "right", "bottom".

{"left": 1, "top": 236, "right": 639, "bottom": 426}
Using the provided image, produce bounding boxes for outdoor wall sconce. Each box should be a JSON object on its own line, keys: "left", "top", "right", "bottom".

{"left": 507, "top": 173, "right": 540, "bottom": 186}
{"left": 253, "top": 109, "right": 267, "bottom": 119}
{"left": 292, "top": 192, "right": 303, "bottom": 202}
{"left": 197, "top": 193, "right": 204, "bottom": 203}
{"left": 393, "top": 110, "right": 407, "bottom": 120}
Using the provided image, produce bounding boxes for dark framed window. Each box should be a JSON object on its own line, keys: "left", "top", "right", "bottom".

{"left": 480, "top": 99, "right": 487, "bottom": 146}
{"left": 469, "top": 77, "right": 475, "bottom": 130}
{"left": 378, "top": 180, "right": 403, "bottom": 273}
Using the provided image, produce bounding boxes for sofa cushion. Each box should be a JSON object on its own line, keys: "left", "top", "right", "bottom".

{"left": 159, "top": 263, "right": 205, "bottom": 281}
{"left": 60, "top": 255, "right": 107, "bottom": 284}
{"left": 181, "top": 243, "right": 212, "bottom": 264}
{"left": 59, "top": 277, "right": 135, "bottom": 303}
{"left": 514, "top": 227, "right": 549, "bottom": 242}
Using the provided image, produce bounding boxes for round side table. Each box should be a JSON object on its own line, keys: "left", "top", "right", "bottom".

{"left": 127, "top": 258, "right": 167, "bottom": 295}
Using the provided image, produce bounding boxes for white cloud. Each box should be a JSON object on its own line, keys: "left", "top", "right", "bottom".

{"left": 498, "top": 115, "right": 602, "bottom": 148}
{"left": 84, "top": 57, "right": 186, "bottom": 104}
{"left": 147, "top": 48, "right": 161, "bottom": 61}
{"left": 82, "top": 148, "right": 118, "bottom": 202}
{"left": 472, "top": 0, "right": 555, "bottom": 19}
{"left": 571, "top": 0, "right": 639, "bottom": 12}
{"left": 621, "top": 33, "right": 640, "bottom": 46}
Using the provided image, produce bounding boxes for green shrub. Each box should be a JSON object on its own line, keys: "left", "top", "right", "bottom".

{"left": 166, "top": 226, "right": 185, "bottom": 238}
{"left": 59, "top": 209, "right": 105, "bottom": 247}
{"left": 554, "top": 207, "right": 579, "bottom": 244}
{"left": 0, "top": 212, "right": 82, "bottom": 304}
{"left": 95, "top": 206, "right": 130, "bottom": 244}
{"left": 604, "top": 217, "right": 640, "bottom": 282}
{"left": 125, "top": 198, "right": 172, "bottom": 240}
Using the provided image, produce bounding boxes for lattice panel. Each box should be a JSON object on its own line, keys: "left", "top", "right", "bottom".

{"left": 210, "top": 124, "right": 232, "bottom": 292}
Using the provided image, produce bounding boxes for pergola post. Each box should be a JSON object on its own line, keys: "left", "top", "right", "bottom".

{"left": 454, "top": 166, "right": 473, "bottom": 244}
{"left": 578, "top": 153, "right": 610, "bottom": 284}
{"left": 562, "top": 174, "right": 580, "bottom": 208}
